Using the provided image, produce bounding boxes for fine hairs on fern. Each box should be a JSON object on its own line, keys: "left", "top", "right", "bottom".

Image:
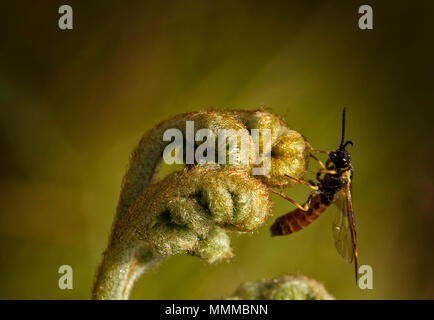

{"left": 92, "top": 110, "right": 311, "bottom": 300}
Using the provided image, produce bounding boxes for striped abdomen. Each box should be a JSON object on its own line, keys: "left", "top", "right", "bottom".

{"left": 271, "top": 194, "right": 328, "bottom": 236}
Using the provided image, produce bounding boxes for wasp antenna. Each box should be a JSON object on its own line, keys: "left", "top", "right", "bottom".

{"left": 340, "top": 108, "right": 346, "bottom": 149}
{"left": 343, "top": 140, "right": 353, "bottom": 149}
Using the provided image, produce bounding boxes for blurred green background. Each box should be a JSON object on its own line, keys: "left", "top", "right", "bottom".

{"left": 0, "top": 0, "right": 433, "bottom": 299}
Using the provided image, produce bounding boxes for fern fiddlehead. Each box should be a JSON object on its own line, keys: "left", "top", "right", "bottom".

{"left": 92, "top": 110, "right": 311, "bottom": 300}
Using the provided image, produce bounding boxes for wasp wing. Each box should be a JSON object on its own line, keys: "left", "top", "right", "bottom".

{"left": 331, "top": 184, "right": 357, "bottom": 265}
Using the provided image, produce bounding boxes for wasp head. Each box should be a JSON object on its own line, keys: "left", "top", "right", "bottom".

{"left": 329, "top": 141, "right": 352, "bottom": 170}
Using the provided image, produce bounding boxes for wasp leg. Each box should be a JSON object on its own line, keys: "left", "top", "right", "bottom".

{"left": 284, "top": 174, "right": 318, "bottom": 191}
{"left": 270, "top": 189, "right": 310, "bottom": 211}
{"left": 309, "top": 169, "right": 337, "bottom": 175}
{"left": 310, "top": 153, "right": 326, "bottom": 169}
{"left": 326, "top": 158, "right": 334, "bottom": 170}
{"left": 310, "top": 148, "right": 330, "bottom": 155}
{"left": 305, "top": 192, "right": 314, "bottom": 208}
{"left": 311, "top": 168, "right": 337, "bottom": 181}
{"left": 311, "top": 158, "right": 337, "bottom": 175}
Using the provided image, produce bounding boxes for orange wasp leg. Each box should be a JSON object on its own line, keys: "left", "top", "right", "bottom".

{"left": 309, "top": 151, "right": 337, "bottom": 176}
{"left": 308, "top": 169, "right": 337, "bottom": 175}
{"left": 309, "top": 158, "right": 337, "bottom": 175}
{"left": 270, "top": 189, "right": 312, "bottom": 211}
{"left": 310, "top": 148, "right": 329, "bottom": 155}
{"left": 284, "top": 174, "right": 318, "bottom": 191}
{"left": 309, "top": 153, "right": 327, "bottom": 170}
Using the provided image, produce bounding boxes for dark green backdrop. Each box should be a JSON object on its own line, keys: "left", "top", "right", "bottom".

{"left": 0, "top": 1, "right": 433, "bottom": 299}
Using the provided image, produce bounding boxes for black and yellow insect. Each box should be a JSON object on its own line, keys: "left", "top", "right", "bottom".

{"left": 270, "top": 109, "right": 359, "bottom": 282}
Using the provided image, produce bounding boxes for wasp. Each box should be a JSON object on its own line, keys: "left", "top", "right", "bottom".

{"left": 270, "top": 109, "right": 358, "bottom": 282}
